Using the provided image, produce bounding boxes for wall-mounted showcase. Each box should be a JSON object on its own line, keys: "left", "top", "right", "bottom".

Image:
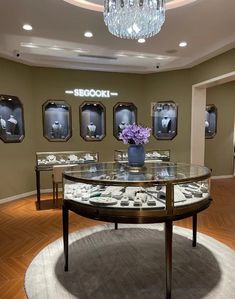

{"left": 42, "top": 100, "right": 71, "bottom": 142}
{"left": 0, "top": 95, "right": 25, "bottom": 143}
{"left": 113, "top": 102, "right": 137, "bottom": 140}
{"left": 152, "top": 101, "right": 178, "bottom": 140}
{"left": 205, "top": 104, "right": 217, "bottom": 139}
{"left": 79, "top": 101, "right": 106, "bottom": 141}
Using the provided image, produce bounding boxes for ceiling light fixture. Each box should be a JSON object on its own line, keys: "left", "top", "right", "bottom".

{"left": 84, "top": 31, "right": 93, "bottom": 38}
{"left": 22, "top": 24, "right": 33, "bottom": 31}
{"left": 179, "top": 41, "right": 187, "bottom": 47}
{"left": 103, "top": 0, "right": 165, "bottom": 39}
{"left": 138, "top": 38, "right": 146, "bottom": 44}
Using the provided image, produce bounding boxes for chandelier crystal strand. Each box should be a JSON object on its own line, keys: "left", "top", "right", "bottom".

{"left": 103, "top": 0, "right": 165, "bottom": 39}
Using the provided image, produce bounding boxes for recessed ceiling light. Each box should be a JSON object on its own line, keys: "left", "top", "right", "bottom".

{"left": 20, "top": 42, "right": 38, "bottom": 48}
{"left": 117, "top": 53, "right": 127, "bottom": 57}
{"left": 138, "top": 38, "right": 146, "bottom": 44}
{"left": 137, "top": 55, "right": 145, "bottom": 58}
{"left": 22, "top": 24, "right": 33, "bottom": 31}
{"left": 49, "top": 46, "right": 62, "bottom": 51}
{"left": 179, "top": 41, "right": 187, "bottom": 47}
{"left": 84, "top": 31, "right": 93, "bottom": 38}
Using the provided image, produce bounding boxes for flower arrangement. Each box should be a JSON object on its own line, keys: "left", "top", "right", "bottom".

{"left": 119, "top": 123, "right": 151, "bottom": 145}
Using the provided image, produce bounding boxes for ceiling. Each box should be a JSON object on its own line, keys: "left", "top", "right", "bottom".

{"left": 0, "top": 0, "right": 234, "bottom": 74}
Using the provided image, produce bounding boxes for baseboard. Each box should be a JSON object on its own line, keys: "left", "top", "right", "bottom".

{"left": 211, "top": 175, "right": 234, "bottom": 180}
{"left": 0, "top": 188, "right": 62, "bottom": 204}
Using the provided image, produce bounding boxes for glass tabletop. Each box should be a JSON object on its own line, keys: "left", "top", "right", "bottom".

{"left": 63, "top": 162, "right": 211, "bottom": 186}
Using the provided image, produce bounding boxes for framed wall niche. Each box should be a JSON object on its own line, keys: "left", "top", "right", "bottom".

{"left": 152, "top": 101, "right": 178, "bottom": 140}
{"left": 79, "top": 101, "right": 106, "bottom": 141}
{"left": 42, "top": 100, "right": 72, "bottom": 142}
{"left": 205, "top": 104, "right": 217, "bottom": 139}
{"left": 113, "top": 102, "right": 137, "bottom": 140}
{"left": 0, "top": 94, "right": 25, "bottom": 143}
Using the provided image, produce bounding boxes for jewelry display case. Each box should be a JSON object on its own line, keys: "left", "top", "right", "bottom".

{"left": 0, "top": 94, "right": 25, "bottom": 143}
{"left": 42, "top": 100, "right": 71, "bottom": 142}
{"left": 205, "top": 104, "right": 217, "bottom": 139}
{"left": 79, "top": 101, "right": 106, "bottom": 141}
{"left": 152, "top": 101, "right": 177, "bottom": 140}
{"left": 113, "top": 102, "right": 137, "bottom": 140}
{"left": 35, "top": 150, "right": 99, "bottom": 209}
{"left": 114, "top": 149, "right": 170, "bottom": 162}
{"left": 62, "top": 162, "right": 211, "bottom": 299}
{"left": 63, "top": 162, "right": 210, "bottom": 211}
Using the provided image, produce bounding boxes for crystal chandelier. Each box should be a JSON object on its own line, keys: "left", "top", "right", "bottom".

{"left": 103, "top": 0, "right": 166, "bottom": 39}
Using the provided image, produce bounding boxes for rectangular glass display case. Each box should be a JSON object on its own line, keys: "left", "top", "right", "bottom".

{"left": 114, "top": 149, "right": 170, "bottom": 163}
{"left": 36, "top": 150, "right": 99, "bottom": 170}
{"left": 35, "top": 150, "right": 99, "bottom": 209}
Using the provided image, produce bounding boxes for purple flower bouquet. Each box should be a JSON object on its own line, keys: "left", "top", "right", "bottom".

{"left": 119, "top": 123, "right": 151, "bottom": 145}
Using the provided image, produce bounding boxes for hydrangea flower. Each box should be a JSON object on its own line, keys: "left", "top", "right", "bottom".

{"left": 119, "top": 123, "right": 151, "bottom": 145}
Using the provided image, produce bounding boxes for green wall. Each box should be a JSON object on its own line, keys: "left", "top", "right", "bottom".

{"left": 0, "top": 49, "right": 235, "bottom": 200}
{"left": 205, "top": 81, "right": 235, "bottom": 176}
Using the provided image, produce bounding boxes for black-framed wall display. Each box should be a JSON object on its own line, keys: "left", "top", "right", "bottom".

{"left": 152, "top": 101, "right": 178, "bottom": 140}
{"left": 42, "top": 100, "right": 72, "bottom": 142}
{"left": 79, "top": 101, "right": 106, "bottom": 141}
{"left": 205, "top": 104, "right": 217, "bottom": 139}
{"left": 113, "top": 102, "right": 137, "bottom": 140}
{"left": 0, "top": 94, "right": 25, "bottom": 143}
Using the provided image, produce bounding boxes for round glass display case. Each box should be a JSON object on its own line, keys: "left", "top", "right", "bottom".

{"left": 62, "top": 161, "right": 212, "bottom": 299}
{"left": 63, "top": 162, "right": 211, "bottom": 222}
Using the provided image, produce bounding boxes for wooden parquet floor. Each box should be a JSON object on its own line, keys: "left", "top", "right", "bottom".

{"left": 0, "top": 179, "right": 235, "bottom": 299}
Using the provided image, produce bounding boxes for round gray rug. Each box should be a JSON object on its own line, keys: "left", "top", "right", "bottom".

{"left": 25, "top": 224, "right": 235, "bottom": 299}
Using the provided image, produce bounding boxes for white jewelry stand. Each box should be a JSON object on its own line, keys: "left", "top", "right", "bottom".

{"left": 7, "top": 115, "right": 18, "bottom": 135}
{"left": 87, "top": 123, "right": 96, "bottom": 137}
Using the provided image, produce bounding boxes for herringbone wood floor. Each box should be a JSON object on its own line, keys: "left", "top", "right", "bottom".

{"left": 0, "top": 179, "right": 235, "bottom": 299}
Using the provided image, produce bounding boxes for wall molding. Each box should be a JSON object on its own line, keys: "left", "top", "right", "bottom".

{"left": 0, "top": 188, "right": 60, "bottom": 204}
{"left": 211, "top": 175, "right": 234, "bottom": 180}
